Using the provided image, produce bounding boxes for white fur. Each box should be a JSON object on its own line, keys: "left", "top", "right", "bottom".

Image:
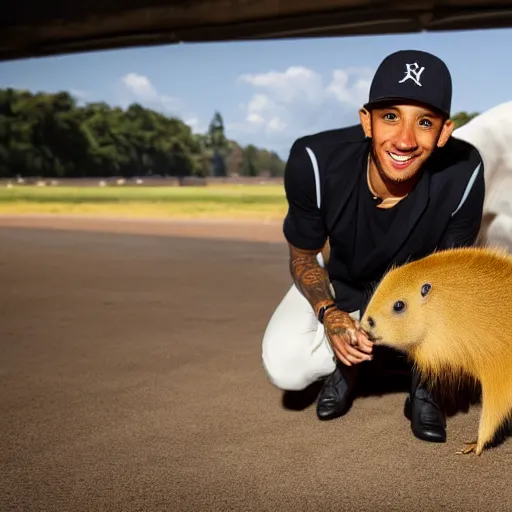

{"left": 453, "top": 101, "right": 512, "bottom": 251}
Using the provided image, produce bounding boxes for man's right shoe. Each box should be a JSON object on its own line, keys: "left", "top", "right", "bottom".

{"left": 316, "top": 363, "right": 358, "bottom": 420}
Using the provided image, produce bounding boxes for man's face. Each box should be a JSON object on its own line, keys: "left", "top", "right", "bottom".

{"left": 359, "top": 103, "right": 454, "bottom": 184}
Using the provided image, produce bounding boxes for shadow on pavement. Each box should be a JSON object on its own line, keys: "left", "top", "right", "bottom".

{"left": 281, "top": 346, "right": 483, "bottom": 421}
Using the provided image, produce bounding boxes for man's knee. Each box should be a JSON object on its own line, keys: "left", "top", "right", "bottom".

{"left": 261, "top": 321, "right": 336, "bottom": 392}
{"left": 262, "top": 351, "right": 316, "bottom": 391}
{"left": 261, "top": 282, "right": 336, "bottom": 391}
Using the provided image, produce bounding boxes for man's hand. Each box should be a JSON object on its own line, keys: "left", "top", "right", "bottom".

{"left": 322, "top": 308, "right": 373, "bottom": 366}
{"left": 286, "top": 242, "right": 373, "bottom": 366}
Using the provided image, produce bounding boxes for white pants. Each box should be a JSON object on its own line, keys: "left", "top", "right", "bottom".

{"left": 261, "top": 275, "right": 359, "bottom": 392}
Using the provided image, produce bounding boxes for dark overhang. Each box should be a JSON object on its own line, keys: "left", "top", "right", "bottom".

{"left": 2, "top": 1, "right": 512, "bottom": 62}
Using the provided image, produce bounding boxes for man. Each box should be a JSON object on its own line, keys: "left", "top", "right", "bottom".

{"left": 262, "top": 49, "right": 485, "bottom": 444}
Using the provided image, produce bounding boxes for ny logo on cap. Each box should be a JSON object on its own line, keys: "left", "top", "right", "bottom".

{"left": 398, "top": 62, "right": 425, "bottom": 87}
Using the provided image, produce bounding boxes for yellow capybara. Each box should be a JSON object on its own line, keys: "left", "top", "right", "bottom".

{"left": 360, "top": 246, "right": 512, "bottom": 455}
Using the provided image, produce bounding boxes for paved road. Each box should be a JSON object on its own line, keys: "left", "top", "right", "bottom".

{"left": 1, "top": 219, "right": 510, "bottom": 512}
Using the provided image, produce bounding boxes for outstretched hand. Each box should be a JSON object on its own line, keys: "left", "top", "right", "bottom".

{"left": 322, "top": 308, "right": 373, "bottom": 366}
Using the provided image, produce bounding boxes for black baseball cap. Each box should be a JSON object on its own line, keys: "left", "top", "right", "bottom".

{"left": 364, "top": 50, "right": 452, "bottom": 117}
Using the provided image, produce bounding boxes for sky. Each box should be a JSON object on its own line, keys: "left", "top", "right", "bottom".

{"left": 1, "top": 27, "right": 511, "bottom": 159}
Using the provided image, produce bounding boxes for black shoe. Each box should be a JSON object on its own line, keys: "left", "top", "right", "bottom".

{"left": 316, "top": 363, "right": 358, "bottom": 421}
{"left": 404, "top": 370, "right": 446, "bottom": 443}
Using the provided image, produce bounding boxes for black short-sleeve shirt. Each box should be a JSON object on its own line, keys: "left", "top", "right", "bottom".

{"left": 283, "top": 124, "right": 485, "bottom": 314}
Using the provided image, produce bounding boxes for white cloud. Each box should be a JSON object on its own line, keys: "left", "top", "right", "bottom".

{"left": 184, "top": 116, "right": 199, "bottom": 128}
{"left": 119, "top": 72, "right": 202, "bottom": 132}
{"left": 122, "top": 73, "right": 157, "bottom": 99}
{"left": 326, "top": 68, "right": 372, "bottom": 104}
{"left": 230, "top": 65, "right": 374, "bottom": 157}
{"left": 239, "top": 66, "right": 325, "bottom": 105}
{"left": 184, "top": 116, "right": 206, "bottom": 133}
{"left": 120, "top": 72, "right": 180, "bottom": 114}
{"left": 70, "top": 89, "right": 88, "bottom": 100}
{"left": 267, "top": 116, "right": 287, "bottom": 134}
{"left": 70, "top": 89, "right": 89, "bottom": 106}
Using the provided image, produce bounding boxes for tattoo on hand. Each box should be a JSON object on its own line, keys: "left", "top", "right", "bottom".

{"left": 323, "top": 309, "right": 354, "bottom": 337}
{"left": 328, "top": 326, "right": 347, "bottom": 336}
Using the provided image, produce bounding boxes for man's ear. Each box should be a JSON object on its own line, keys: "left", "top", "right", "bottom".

{"left": 436, "top": 118, "right": 455, "bottom": 148}
{"left": 359, "top": 108, "right": 372, "bottom": 138}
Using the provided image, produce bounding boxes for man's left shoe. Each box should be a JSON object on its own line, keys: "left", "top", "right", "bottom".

{"left": 404, "top": 370, "right": 446, "bottom": 443}
{"left": 316, "top": 363, "right": 358, "bottom": 420}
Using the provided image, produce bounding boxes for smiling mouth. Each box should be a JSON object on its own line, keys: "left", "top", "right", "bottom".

{"left": 388, "top": 152, "right": 414, "bottom": 163}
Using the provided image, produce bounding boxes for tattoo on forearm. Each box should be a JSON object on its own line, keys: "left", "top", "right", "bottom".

{"left": 288, "top": 244, "right": 357, "bottom": 340}
{"left": 288, "top": 246, "right": 335, "bottom": 317}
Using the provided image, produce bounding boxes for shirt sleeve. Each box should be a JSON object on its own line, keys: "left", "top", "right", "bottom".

{"left": 437, "top": 156, "right": 485, "bottom": 250}
{"left": 282, "top": 139, "right": 328, "bottom": 251}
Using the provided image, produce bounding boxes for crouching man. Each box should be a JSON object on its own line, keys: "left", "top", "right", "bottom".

{"left": 262, "top": 49, "right": 485, "bottom": 443}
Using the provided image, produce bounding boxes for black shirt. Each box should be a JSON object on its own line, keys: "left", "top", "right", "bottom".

{"left": 354, "top": 166, "right": 400, "bottom": 264}
{"left": 283, "top": 124, "right": 485, "bottom": 314}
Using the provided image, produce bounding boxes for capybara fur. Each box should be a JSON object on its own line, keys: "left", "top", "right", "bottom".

{"left": 360, "top": 246, "right": 512, "bottom": 455}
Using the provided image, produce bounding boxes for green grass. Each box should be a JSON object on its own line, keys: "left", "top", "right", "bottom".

{"left": 0, "top": 185, "right": 289, "bottom": 220}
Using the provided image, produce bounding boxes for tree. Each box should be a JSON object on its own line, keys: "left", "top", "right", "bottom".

{"left": 0, "top": 87, "right": 285, "bottom": 180}
{"left": 207, "top": 111, "right": 229, "bottom": 177}
{"left": 451, "top": 111, "right": 480, "bottom": 130}
{"left": 241, "top": 145, "right": 259, "bottom": 177}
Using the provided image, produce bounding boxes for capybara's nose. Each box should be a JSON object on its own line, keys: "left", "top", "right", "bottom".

{"left": 367, "top": 316, "right": 375, "bottom": 329}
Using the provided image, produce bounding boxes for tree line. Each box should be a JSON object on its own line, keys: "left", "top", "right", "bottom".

{"left": 0, "top": 87, "right": 480, "bottom": 180}
{"left": 0, "top": 88, "right": 285, "bottom": 179}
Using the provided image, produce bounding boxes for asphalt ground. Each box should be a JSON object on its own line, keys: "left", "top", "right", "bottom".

{"left": 1, "top": 216, "right": 510, "bottom": 512}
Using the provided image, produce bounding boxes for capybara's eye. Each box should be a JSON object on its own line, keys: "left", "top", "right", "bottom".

{"left": 421, "top": 283, "right": 432, "bottom": 297}
{"left": 393, "top": 300, "right": 406, "bottom": 313}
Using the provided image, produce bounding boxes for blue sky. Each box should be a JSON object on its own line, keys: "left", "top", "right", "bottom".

{"left": 1, "top": 28, "right": 511, "bottom": 158}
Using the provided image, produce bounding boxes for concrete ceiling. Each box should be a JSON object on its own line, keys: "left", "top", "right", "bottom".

{"left": 2, "top": 0, "right": 512, "bottom": 62}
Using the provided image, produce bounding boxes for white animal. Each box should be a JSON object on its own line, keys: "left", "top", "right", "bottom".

{"left": 452, "top": 101, "right": 512, "bottom": 250}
